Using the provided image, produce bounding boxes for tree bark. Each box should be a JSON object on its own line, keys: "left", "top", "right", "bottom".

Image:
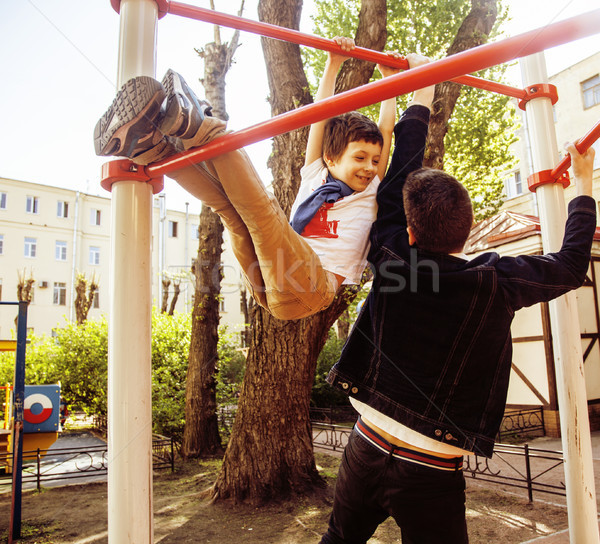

{"left": 182, "top": 204, "right": 224, "bottom": 457}
{"left": 335, "top": 0, "right": 387, "bottom": 94}
{"left": 181, "top": 15, "right": 241, "bottom": 458}
{"left": 161, "top": 278, "right": 171, "bottom": 313}
{"left": 212, "top": 0, "right": 386, "bottom": 503}
{"left": 336, "top": 309, "right": 351, "bottom": 340}
{"left": 74, "top": 273, "right": 98, "bottom": 324}
{"left": 167, "top": 281, "right": 180, "bottom": 316}
{"left": 424, "top": 0, "right": 498, "bottom": 169}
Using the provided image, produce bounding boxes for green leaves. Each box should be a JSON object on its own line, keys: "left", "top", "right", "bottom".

{"left": 306, "top": 0, "right": 517, "bottom": 220}
{"left": 0, "top": 311, "right": 246, "bottom": 442}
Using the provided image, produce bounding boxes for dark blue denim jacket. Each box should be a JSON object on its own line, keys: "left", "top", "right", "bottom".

{"left": 327, "top": 105, "right": 597, "bottom": 458}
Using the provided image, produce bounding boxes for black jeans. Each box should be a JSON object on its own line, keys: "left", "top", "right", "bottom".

{"left": 320, "top": 428, "right": 468, "bottom": 544}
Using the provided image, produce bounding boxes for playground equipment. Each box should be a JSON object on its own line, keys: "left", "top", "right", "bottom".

{"left": 2, "top": 385, "right": 61, "bottom": 470}
{"left": 1, "top": 301, "right": 27, "bottom": 543}
{"left": 101, "top": 1, "right": 600, "bottom": 543}
{"left": 1, "top": 303, "right": 61, "bottom": 543}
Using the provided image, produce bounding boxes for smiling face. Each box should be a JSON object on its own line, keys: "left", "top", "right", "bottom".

{"left": 325, "top": 139, "right": 382, "bottom": 192}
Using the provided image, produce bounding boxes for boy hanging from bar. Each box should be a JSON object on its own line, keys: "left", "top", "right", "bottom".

{"left": 95, "top": 38, "right": 432, "bottom": 320}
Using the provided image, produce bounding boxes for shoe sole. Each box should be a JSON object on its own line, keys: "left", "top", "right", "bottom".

{"left": 160, "top": 69, "right": 207, "bottom": 138}
{"left": 160, "top": 69, "right": 190, "bottom": 136}
{"left": 94, "top": 77, "right": 166, "bottom": 157}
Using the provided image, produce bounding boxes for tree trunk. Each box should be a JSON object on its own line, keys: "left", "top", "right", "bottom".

{"left": 424, "top": 0, "right": 497, "bottom": 169}
{"left": 161, "top": 278, "right": 171, "bottom": 313}
{"left": 181, "top": 16, "right": 241, "bottom": 458}
{"left": 167, "top": 281, "right": 181, "bottom": 316}
{"left": 212, "top": 0, "right": 386, "bottom": 503}
{"left": 240, "top": 288, "right": 253, "bottom": 348}
{"left": 336, "top": 309, "right": 351, "bottom": 340}
{"left": 74, "top": 273, "right": 99, "bottom": 324}
{"left": 335, "top": 0, "right": 387, "bottom": 94}
{"left": 15, "top": 269, "right": 35, "bottom": 328}
{"left": 182, "top": 204, "right": 225, "bottom": 457}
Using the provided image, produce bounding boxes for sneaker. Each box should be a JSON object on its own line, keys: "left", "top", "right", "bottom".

{"left": 159, "top": 69, "right": 213, "bottom": 139}
{"left": 94, "top": 76, "right": 166, "bottom": 157}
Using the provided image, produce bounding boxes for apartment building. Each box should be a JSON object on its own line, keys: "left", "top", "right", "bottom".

{"left": 467, "top": 51, "right": 600, "bottom": 435}
{"left": 0, "top": 177, "right": 245, "bottom": 338}
{"left": 504, "top": 51, "right": 600, "bottom": 210}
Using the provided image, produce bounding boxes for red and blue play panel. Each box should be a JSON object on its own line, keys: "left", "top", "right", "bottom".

{"left": 23, "top": 385, "right": 60, "bottom": 433}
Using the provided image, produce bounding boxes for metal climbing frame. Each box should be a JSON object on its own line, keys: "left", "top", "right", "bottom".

{"left": 103, "top": 2, "right": 600, "bottom": 543}
{"left": 1, "top": 301, "right": 29, "bottom": 543}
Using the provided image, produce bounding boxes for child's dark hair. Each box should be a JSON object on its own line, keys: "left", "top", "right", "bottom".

{"left": 403, "top": 168, "right": 474, "bottom": 254}
{"left": 322, "top": 112, "right": 383, "bottom": 161}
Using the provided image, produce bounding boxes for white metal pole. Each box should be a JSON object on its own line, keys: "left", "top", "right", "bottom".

{"left": 108, "top": 1, "right": 158, "bottom": 542}
{"left": 521, "top": 52, "right": 599, "bottom": 544}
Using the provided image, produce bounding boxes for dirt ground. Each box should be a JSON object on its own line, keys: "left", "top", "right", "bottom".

{"left": 0, "top": 452, "right": 570, "bottom": 544}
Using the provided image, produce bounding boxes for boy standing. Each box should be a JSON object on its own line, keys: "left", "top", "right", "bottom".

{"left": 95, "top": 39, "right": 420, "bottom": 320}
{"left": 320, "top": 84, "right": 596, "bottom": 541}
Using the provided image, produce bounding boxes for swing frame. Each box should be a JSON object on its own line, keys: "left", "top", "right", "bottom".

{"left": 103, "top": 2, "right": 600, "bottom": 543}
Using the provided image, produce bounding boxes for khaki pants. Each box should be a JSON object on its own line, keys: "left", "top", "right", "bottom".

{"left": 137, "top": 117, "right": 338, "bottom": 320}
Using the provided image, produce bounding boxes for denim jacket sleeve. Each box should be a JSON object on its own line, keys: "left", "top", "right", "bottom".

{"left": 496, "top": 195, "right": 597, "bottom": 311}
{"left": 369, "top": 105, "right": 430, "bottom": 256}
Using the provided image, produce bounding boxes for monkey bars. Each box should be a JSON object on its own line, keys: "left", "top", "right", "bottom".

{"left": 101, "top": 5, "right": 600, "bottom": 192}
{"left": 103, "top": 2, "right": 600, "bottom": 543}
{"left": 552, "top": 118, "right": 600, "bottom": 179}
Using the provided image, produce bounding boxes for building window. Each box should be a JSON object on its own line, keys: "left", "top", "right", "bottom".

{"left": 57, "top": 200, "right": 69, "bottom": 218}
{"left": 220, "top": 298, "right": 226, "bottom": 312}
{"left": 0, "top": 192, "right": 6, "bottom": 210}
{"left": 582, "top": 75, "right": 600, "bottom": 109}
{"left": 168, "top": 220, "right": 178, "bottom": 238}
{"left": 55, "top": 241, "right": 68, "bottom": 261}
{"left": 504, "top": 170, "right": 523, "bottom": 199}
{"left": 24, "top": 237, "right": 37, "bottom": 258}
{"left": 53, "top": 282, "right": 67, "bottom": 306}
{"left": 92, "top": 288, "right": 100, "bottom": 309}
{"left": 191, "top": 224, "right": 199, "bottom": 239}
{"left": 592, "top": 140, "right": 600, "bottom": 171}
{"left": 91, "top": 208, "right": 102, "bottom": 226}
{"left": 89, "top": 246, "right": 100, "bottom": 266}
{"left": 514, "top": 171, "right": 522, "bottom": 195}
{"left": 0, "top": 234, "right": 3, "bottom": 255}
{"left": 26, "top": 196, "right": 39, "bottom": 214}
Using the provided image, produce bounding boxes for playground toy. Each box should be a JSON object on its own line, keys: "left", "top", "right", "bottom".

{"left": 100, "top": 2, "right": 600, "bottom": 543}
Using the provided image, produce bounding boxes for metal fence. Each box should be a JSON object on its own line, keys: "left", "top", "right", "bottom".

{"left": 312, "top": 421, "right": 566, "bottom": 502}
{"left": 465, "top": 443, "right": 565, "bottom": 502}
{"left": 0, "top": 434, "right": 174, "bottom": 491}
{"left": 497, "top": 407, "right": 545, "bottom": 441}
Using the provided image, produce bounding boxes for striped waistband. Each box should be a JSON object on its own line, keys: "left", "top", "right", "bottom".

{"left": 355, "top": 417, "right": 463, "bottom": 472}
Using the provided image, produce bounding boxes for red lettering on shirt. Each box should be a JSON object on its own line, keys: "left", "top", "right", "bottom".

{"left": 301, "top": 203, "right": 339, "bottom": 238}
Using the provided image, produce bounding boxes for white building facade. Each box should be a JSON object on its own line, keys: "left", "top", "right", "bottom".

{"left": 0, "top": 177, "right": 245, "bottom": 339}
{"left": 503, "top": 51, "right": 600, "bottom": 212}
{"left": 470, "top": 51, "right": 600, "bottom": 435}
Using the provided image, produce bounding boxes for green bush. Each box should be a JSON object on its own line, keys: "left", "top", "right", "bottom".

{"left": 0, "top": 311, "right": 247, "bottom": 442}
{"left": 151, "top": 310, "right": 192, "bottom": 441}
{"left": 311, "top": 329, "right": 350, "bottom": 408}
{"left": 216, "top": 328, "right": 246, "bottom": 405}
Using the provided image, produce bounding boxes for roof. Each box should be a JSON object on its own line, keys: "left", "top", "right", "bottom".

{"left": 464, "top": 210, "right": 600, "bottom": 254}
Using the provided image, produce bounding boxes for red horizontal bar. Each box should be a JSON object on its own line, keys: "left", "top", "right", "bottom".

{"left": 166, "top": 0, "right": 525, "bottom": 100}
{"left": 146, "top": 8, "right": 600, "bottom": 179}
{"left": 551, "top": 119, "right": 600, "bottom": 179}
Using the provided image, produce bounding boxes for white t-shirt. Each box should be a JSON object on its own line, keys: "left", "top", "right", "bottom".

{"left": 290, "top": 159, "right": 380, "bottom": 285}
{"left": 350, "top": 398, "right": 473, "bottom": 456}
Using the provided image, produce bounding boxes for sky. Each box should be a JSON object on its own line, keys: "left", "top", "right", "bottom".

{"left": 1, "top": 0, "right": 599, "bottom": 216}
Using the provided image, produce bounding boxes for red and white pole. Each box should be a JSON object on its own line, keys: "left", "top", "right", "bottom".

{"left": 522, "top": 52, "right": 599, "bottom": 544}
{"left": 108, "top": 0, "right": 158, "bottom": 542}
